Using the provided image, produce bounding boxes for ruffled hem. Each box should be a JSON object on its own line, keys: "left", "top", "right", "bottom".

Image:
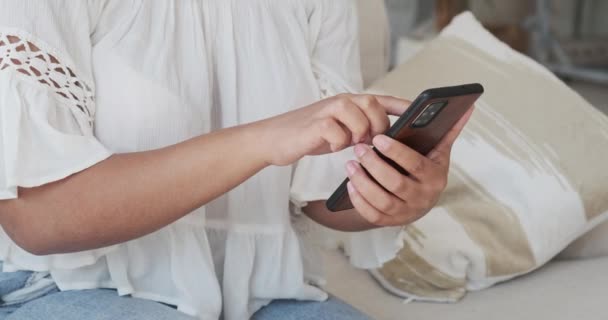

{"left": 0, "top": 221, "right": 328, "bottom": 320}
{"left": 0, "top": 229, "right": 119, "bottom": 273}
{"left": 342, "top": 226, "right": 405, "bottom": 269}
{"left": 291, "top": 205, "right": 405, "bottom": 270}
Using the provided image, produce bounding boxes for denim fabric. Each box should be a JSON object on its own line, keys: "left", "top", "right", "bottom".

{"left": 0, "top": 269, "right": 31, "bottom": 297}
{"left": 252, "top": 298, "right": 372, "bottom": 320}
{"left": 0, "top": 265, "right": 371, "bottom": 320}
{"left": 3, "top": 288, "right": 197, "bottom": 320}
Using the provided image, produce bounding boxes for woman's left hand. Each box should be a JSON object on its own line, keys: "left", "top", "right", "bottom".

{"left": 345, "top": 107, "right": 474, "bottom": 227}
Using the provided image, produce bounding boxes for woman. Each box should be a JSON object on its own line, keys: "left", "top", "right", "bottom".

{"left": 0, "top": 1, "right": 471, "bottom": 319}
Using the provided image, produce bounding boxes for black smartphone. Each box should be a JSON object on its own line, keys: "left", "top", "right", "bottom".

{"left": 325, "top": 83, "right": 484, "bottom": 212}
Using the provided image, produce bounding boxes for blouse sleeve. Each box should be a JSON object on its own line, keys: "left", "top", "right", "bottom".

{"left": 290, "top": 0, "right": 363, "bottom": 209}
{"left": 0, "top": 1, "right": 112, "bottom": 199}
{"left": 290, "top": 0, "right": 403, "bottom": 270}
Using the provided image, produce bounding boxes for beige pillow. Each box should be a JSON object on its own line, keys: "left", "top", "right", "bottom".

{"left": 367, "top": 12, "right": 608, "bottom": 302}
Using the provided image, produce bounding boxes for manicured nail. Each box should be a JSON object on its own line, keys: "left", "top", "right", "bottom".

{"left": 373, "top": 135, "right": 391, "bottom": 151}
{"left": 354, "top": 144, "right": 368, "bottom": 158}
{"left": 346, "top": 161, "right": 357, "bottom": 176}
{"left": 346, "top": 181, "right": 355, "bottom": 194}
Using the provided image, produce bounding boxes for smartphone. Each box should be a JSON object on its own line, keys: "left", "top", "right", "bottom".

{"left": 325, "top": 83, "right": 484, "bottom": 212}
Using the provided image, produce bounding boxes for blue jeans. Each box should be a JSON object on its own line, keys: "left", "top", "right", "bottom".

{"left": 0, "top": 267, "right": 371, "bottom": 320}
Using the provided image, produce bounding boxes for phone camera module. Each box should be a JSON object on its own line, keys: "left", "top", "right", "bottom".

{"left": 411, "top": 101, "right": 447, "bottom": 128}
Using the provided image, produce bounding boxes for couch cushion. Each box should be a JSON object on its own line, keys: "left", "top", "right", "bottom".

{"left": 324, "top": 249, "right": 608, "bottom": 320}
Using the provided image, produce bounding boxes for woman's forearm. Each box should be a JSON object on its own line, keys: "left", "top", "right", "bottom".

{"left": 0, "top": 94, "right": 415, "bottom": 255}
{"left": 302, "top": 200, "right": 380, "bottom": 232}
{"left": 0, "top": 122, "right": 269, "bottom": 255}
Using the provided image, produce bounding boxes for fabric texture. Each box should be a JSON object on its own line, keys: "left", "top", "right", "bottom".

{"left": 362, "top": 12, "right": 608, "bottom": 302}
{"left": 0, "top": 267, "right": 371, "bottom": 320}
{"left": 252, "top": 297, "right": 372, "bottom": 320}
{"left": 0, "top": 1, "right": 390, "bottom": 319}
{"left": 5, "top": 291, "right": 372, "bottom": 320}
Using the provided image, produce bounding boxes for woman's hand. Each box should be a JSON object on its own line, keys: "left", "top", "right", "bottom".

{"left": 259, "top": 94, "right": 410, "bottom": 166}
{"left": 345, "top": 107, "right": 474, "bottom": 227}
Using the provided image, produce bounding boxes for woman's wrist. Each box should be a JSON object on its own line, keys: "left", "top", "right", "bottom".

{"left": 302, "top": 200, "right": 381, "bottom": 232}
{"left": 241, "top": 119, "right": 280, "bottom": 167}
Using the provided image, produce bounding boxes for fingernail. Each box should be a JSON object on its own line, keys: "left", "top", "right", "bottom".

{"left": 346, "top": 181, "right": 355, "bottom": 194}
{"left": 373, "top": 135, "right": 391, "bottom": 151}
{"left": 346, "top": 161, "right": 357, "bottom": 176}
{"left": 354, "top": 144, "right": 368, "bottom": 158}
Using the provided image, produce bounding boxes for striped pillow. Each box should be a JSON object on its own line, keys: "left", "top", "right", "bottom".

{"left": 367, "top": 12, "right": 608, "bottom": 302}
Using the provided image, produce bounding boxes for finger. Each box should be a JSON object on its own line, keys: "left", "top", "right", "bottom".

{"left": 323, "top": 95, "right": 371, "bottom": 143}
{"left": 346, "top": 160, "right": 406, "bottom": 216}
{"left": 351, "top": 95, "right": 390, "bottom": 138}
{"left": 427, "top": 106, "right": 475, "bottom": 164}
{"left": 353, "top": 144, "right": 419, "bottom": 201}
{"left": 315, "top": 118, "right": 350, "bottom": 152}
{"left": 373, "top": 95, "right": 412, "bottom": 116}
{"left": 372, "top": 135, "right": 435, "bottom": 181}
{"left": 346, "top": 181, "right": 392, "bottom": 226}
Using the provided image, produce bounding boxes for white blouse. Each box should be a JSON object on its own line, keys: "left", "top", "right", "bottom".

{"left": 0, "top": 1, "right": 402, "bottom": 319}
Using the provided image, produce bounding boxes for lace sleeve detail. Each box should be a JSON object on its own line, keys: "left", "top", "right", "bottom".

{"left": 0, "top": 32, "right": 94, "bottom": 125}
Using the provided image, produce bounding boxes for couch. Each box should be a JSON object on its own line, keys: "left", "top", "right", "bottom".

{"left": 324, "top": 1, "right": 608, "bottom": 319}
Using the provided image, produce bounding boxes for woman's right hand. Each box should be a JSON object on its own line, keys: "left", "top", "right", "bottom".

{"left": 259, "top": 94, "right": 411, "bottom": 166}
